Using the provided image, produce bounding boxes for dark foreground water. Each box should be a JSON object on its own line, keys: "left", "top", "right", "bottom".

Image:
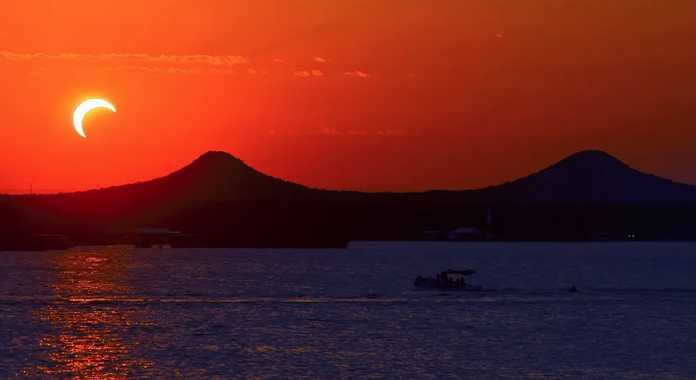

{"left": 1, "top": 243, "right": 696, "bottom": 379}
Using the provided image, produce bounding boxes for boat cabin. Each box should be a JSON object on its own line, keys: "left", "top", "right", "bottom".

{"left": 414, "top": 269, "right": 479, "bottom": 290}
{"left": 442, "top": 269, "right": 476, "bottom": 283}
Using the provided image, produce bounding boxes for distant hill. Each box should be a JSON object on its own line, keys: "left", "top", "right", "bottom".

{"left": 21, "top": 149, "right": 696, "bottom": 205}
{"left": 42, "top": 150, "right": 313, "bottom": 203}
{"left": 3, "top": 149, "right": 696, "bottom": 247}
{"left": 480, "top": 150, "right": 696, "bottom": 203}
{"left": 142, "top": 151, "right": 313, "bottom": 201}
{"left": 5, "top": 152, "right": 316, "bottom": 223}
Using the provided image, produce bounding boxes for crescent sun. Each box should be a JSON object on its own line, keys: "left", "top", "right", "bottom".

{"left": 73, "top": 99, "right": 117, "bottom": 138}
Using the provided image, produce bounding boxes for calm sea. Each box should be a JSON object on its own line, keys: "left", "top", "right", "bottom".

{"left": 1, "top": 242, "right": 696, "bottom": 379}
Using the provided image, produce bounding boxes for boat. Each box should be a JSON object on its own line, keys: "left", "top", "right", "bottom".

{"left": 414, "top": 269, "right": 482, "bottom": 291}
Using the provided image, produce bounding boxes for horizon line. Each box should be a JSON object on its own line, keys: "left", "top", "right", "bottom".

{"left": 3, "top": 149, "right": 694, "bottom": 197}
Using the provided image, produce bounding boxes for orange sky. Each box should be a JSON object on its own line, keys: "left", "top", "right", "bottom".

{"left": 1, "top": 1, "right": 696, "bottom": 193}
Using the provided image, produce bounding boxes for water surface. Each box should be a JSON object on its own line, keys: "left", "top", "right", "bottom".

{"left": 2, "top": 243, "right": 696, "bottom": 379}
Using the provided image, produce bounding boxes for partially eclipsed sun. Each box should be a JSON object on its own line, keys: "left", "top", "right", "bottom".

{"left": 73, "top": 99, "right": 116, "bottom": 138}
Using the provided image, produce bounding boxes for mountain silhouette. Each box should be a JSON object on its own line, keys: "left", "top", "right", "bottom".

{"left": 3, "top": 149, "right": 696, "bottom": 247}
{"left": 23, "top": 149, "right": 696, "bottom": 205}
{"left": 28, "top": 151, "right": 314, "bottom": 217}
{"left": 481, "top": 150, "right": 696, "bottom": 203}
{"left": 118, "top": 150, "right": 311, "bottom": 202}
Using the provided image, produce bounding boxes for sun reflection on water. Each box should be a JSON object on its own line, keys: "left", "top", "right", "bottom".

{"left": 27, "top": 247, "right": 153, "bottom": 378}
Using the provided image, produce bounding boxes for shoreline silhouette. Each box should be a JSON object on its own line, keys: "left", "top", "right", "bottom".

{"left": 2, "top": 150, "right": 696, "bottom": 250}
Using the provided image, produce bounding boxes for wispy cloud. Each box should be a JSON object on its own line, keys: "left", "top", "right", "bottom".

{"left": 0, "top": 51, "right": 248, "bottom": 66}
{"left": 345, "top": 70, "right": 370, "bottom": 79}
{"left": 294, "top": 69, "right": 325, "bottom": 78}
{"left": 0, "top": 51, "right": 384, "bottom": 80}
{"left": 0, "top": 50, "right": 249, "bottom": 74}
{"left": 102, "top": 65, "right": 197, "bottom": 75}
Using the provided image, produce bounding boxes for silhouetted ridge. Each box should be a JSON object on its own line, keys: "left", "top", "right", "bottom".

{"left": 17, "top": 149, "right": 696, "bottom": 206}
{"left": 170, "top": 151, "right": 262, "bottom": 182}
{"left": 485, "top": 150, "right": 696, "bottom": 203}
{"left": 189, "top": 151, "right": 251, "bottom": 170}
{"left": 5, "top": 149, "right": 696, "bottom": 248}
{"left": 143, "top": 151, "right": 311, "bottom": 202}
{"left": 558, "top": 149, "right": 628, "bottom": 167}
{"left": 44, "top": 150, "right": 313, "bottom": 210}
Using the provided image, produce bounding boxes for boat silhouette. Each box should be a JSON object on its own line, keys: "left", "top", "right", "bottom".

{"left": 414, "top": 269, "right": 483, "bottom": 291}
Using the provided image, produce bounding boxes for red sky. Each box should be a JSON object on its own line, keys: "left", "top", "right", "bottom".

{"left": 1, "top": 1, "right": 696, "bottom": 193}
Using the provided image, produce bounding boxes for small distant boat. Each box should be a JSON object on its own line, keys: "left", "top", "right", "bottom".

{"left": 414, "top": 269, "right": 482, "bottom": 291}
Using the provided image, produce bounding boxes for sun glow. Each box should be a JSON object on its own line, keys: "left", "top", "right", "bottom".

{"left": 72, "top": 99, "right": 117, "bottom": 138}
